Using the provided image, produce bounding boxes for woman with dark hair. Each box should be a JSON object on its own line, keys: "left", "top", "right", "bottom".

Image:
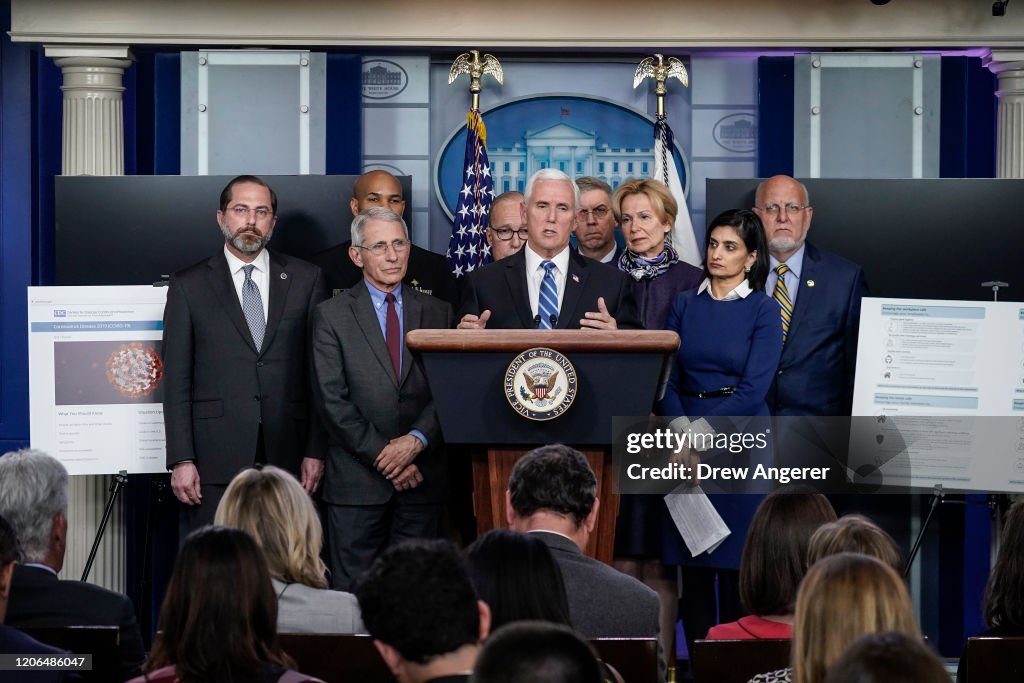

{"left": 465, "top": 529, "right": 572, "bottom": 630}
{"left": 657, "top": 208, "right": 783, "bottom": 654}
{"left": 707, "top": 489, "right": 836, "bottom": 640}
{"left": 957, "top": 501, "right": 1024, "bottom": 682}
{"left": 129, "top": 526, "right": 322, "bottom": 683}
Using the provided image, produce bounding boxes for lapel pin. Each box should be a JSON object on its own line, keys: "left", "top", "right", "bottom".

{"left": 571, "top": 274, "right": 580, "bottom": 283}
{"left": 280, "top": 273, "right": 288, "bottom": 280}
{"left": 806, "top": 279, "right": 815, "bottom": 287}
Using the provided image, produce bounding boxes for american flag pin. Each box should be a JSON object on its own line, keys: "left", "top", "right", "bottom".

{"left": 281, "top": 273, "right": 288, "bottom": 280}
{"left": 572, "top": 274, "right": 580, "bottom": 283}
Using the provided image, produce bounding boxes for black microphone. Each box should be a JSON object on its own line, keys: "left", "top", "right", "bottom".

{"left": 533, "top": 315, "right": 542, "bottom": 328}
{"left": 549, "top": 314, "right": 558, "bottom": 327}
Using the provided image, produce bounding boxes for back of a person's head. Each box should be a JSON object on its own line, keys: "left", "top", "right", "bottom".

{"left": 508, "top": 445, "right": 596, "bottom": 526}
{"left": 356, "top": 539, "right": 481, "bottom": 664}
{"left": 822, "top": 631, "right": 947, "bottom": 683}
{"left": 214, "top": 466, "right": 327, "bottom": 588}
{"left": 147, "top": 526, "right": 289, "bottom": 682}
{"left": 807, "top": 515, "right": 903, "bottom": 574}
{"left": 0, "top": 450, "right": 68, "bottom": 565}
{"left": 793, "top": 553, "right": 919, "bottom": 683}
{"left": 472, "top": 621, "right": 603, "bottom": 683}
{"left": 984, "top": 501, "right": 1024, "bottom": 630}
{"left": 739, "top": 487, "right": 837, "bottom": 617}
{"left": 465, "top": 529, "right": 572, "bottom": 630}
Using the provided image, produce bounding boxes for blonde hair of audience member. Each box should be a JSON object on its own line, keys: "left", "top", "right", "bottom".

{"left": 806, "top": 515, "right": 903, "bottom": 575}
{"left": 791, "top": 553, "right": 919, "bottom": 683}
{"left": 215, "top": 466, "right": 327, "bottom": 588}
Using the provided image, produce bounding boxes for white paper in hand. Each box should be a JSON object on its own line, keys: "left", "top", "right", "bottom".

{"left": 664, "top": 485, "right": 731, "bottom": 557}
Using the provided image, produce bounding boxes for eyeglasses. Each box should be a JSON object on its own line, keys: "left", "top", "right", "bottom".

{"left": 356, "top": 239, "right": 412, "bottom": 256}
{"left": 755, "top": 203, "right": 810, "bottom": 215}
{"left": 228, "top": 205, "right": 273, "bottom": 220}
{"left": 490, "top": 227, "right": 529, "bottom": 241}
{"left": 578, "top": 206, "right": 611, "bottom": 220}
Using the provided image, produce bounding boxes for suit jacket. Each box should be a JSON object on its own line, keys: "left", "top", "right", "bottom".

{"left": 458, "top": 248, "right": 642, "bottom": 330}
{"left": 162, "top": 249, "right": 327, "bottom": 483}
{"left": 533, "top": 532, "right": 659, "bottom": 639}
{"left": 767, "top": 242, "right": 867, "bottom": 417}
{"left": 311, "top": 283, "right": 453, "bottom": 506}
{"left": 6, "top": 564, "right": 145, "bottom": 681}
{"left": 272, "top": 578, "right": 365, "bottom": 634}
{"left": 310, "top": 241, "right": 455, "bottom": 302}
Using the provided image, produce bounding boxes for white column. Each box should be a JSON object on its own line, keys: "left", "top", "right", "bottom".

{"left": 44, "top": 45, "right": 133, "bottom": 592}
{"left": 45, "top": 45, "right": 133, "bottom": 176}
{"left": 985, "top": 50, "right": 1024, "bottom": 179}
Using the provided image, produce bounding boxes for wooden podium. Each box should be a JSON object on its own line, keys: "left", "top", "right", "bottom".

{"left": 407, "top": 329, "right": 679, "bottom": 563}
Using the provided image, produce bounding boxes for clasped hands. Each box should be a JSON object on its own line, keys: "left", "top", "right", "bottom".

{"left": 457, "top": 296, "right": 618, "bottom": 330}
{"left": 374, "top": 434, "right": 425, "bottom": 492}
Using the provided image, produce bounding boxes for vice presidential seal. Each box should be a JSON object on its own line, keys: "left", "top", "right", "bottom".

{"left": 505, "top": 347, "right": 578, "bottom": 421}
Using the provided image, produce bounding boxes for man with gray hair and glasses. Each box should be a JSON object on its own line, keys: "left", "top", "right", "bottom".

{"left": 0, "top": 449, "right": 145, "bottom": 680}
{"left": 752, "top": 175, "right": 867, "bottom": 416}
{"left": 311, "top": 207, "right": 453, "bottom": 590}
{"left": 573, "top": 176, "right": 623, "bottom": 265}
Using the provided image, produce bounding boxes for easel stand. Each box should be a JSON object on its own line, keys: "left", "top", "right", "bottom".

{"left": 81, "top": 470, "right": 128, "bottom": 582}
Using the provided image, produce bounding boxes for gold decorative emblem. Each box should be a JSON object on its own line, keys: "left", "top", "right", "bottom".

{"left": 449, "top": 49, "right": 503, "bottom": 112}
{"left": 504, "top": 347, "right": 578, "bottom": 421}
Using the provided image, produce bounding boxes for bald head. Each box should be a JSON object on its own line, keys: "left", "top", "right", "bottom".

{"left": 350, "top": 170, "right": 406, "bottom": 218}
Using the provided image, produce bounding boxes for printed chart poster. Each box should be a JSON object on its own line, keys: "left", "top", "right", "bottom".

{"left": 29, "top": 286, "right": 168, "bottom": 475}
{"left": 851, "top": 297, "right": 1024, "bottom": 493}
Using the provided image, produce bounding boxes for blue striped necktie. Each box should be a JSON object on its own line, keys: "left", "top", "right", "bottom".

{"left": 242, "top": 264, "right": 266, "bottom": 351}
{"left": 538, "top": 260, "right": 559, "bottom": 329}
{"left": 773, "top": 263, "right": 793, "bottom": 342}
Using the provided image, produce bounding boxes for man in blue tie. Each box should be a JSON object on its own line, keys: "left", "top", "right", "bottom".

{"left": 162, "top": 175, "right": 328, "bottom": 532}
{"left": 457, "top": 169, "right": 641, "bottom": 331}
{"left": 752, "top": 175, "right": 867, "bottom": 417}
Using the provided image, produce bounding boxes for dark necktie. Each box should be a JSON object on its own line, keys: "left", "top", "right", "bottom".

{"left": 385, "top": 292, "right": 401, "bottom": 377}
{"left": 241, "top": 264, "right": 265, "bottom": 351}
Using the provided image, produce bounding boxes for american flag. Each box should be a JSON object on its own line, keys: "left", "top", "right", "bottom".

{"left": 447, "top": 110, "right": 495, "bottom": 278}
{"left": 654, "top": 115, "right": 702, "bottom": 267}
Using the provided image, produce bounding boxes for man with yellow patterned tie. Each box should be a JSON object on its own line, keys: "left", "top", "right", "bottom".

{"left": 753, "top": 175, "right": 867, "bottom": 417}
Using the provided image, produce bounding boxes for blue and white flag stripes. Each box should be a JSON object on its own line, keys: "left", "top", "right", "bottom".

{"left": 654, "top": 116, "right": 702, "bottom": 267}
{"left": 447, "top": 110, "right": 495, "bottom": 278}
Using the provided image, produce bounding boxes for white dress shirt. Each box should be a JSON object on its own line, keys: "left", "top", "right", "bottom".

{"left": 224, "top": 245, "right": 270, "bottom": 322}
{"left": 524, "top": 243, "right": 570, "bottom": 322}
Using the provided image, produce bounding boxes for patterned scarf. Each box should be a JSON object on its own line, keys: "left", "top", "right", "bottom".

{"left": 618, "top": 244, "right": 679, "bottom": 281}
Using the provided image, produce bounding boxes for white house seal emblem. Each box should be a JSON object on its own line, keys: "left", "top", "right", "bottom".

{"left": 504, "top": 347, "right": 577, "bottom": 421}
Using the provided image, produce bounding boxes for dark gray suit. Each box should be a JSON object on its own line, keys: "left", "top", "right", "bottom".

{"left": 311, "top": 282, "right": 452, "bottom": 589}
{"left": 162, "top": 249, "right": 327, "bottom": 525}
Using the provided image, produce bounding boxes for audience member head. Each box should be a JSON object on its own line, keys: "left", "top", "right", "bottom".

{"left": 807, "top": 514, "right": 904, "bottom": 575}
{"left": 0, "top": 449, "right": 68, "bottom": 571}
{"left": 0, "top": 514, "right": 20, "bottom": 623}
{"left": 822, "top": 631, "right": 948, "bottom": 683}
{"left": 486, "top": 191, "right": 527, "bottom": 261}
{"left": 574, "top": 176, "right": 618, "bottom": 261}
{"left": 739, "top": 487, "right": 837, "bottom": 618}
{"left": 356, "top": 539, "right": 489, "bottom": 683}
{"left": 506, "top": 444, "right": 598, "bottom": 549}
{"left": 351, "top": 169, "right": 406, "bottom": 217}
{"left": 703, "top": 209, "right": 770, "bottom": 291}
{"left": 465, "top": 528, "right": 572, "bottom": 630}
{"left": 214, "top": 466, "right": 328, "bottom": 589}
{"left": 146, "top": 526, "right": 292, "bottom": 681}
{"left": 792, "top": 553, "right": 919, "bottom": 683}
{"left": 983, "top": 500, "right": 1024, "bottom": 630}
{"left": 473, "top": 621, "right": 603, "bottom": 683}
{"left": 753, "top": 174, "right": 813, "bottom": 262}
{"left": 522, "top": 170, "right": 580, "bottom": 259}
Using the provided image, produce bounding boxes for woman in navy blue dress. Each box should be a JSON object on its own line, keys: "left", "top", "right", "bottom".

{"left": 656, "top": 208, "right": 783, "bottom": 659}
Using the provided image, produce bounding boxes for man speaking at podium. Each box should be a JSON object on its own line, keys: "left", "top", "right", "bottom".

{"left": 457, "top": 169, "right": 641, "bottom": 331}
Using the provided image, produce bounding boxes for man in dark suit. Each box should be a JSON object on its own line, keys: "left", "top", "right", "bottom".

{"left": 458, "top": 169, "right": 641, "bottom": 330}
{"left": 0, "top": 450, "right": 145, "bottom": 680}
{"left": 163, "top": 175, "right": 327, "bottom": 529}
{"left": 311, "top": 207, "right": 453, "bottom": 590}
{"left": 505, "top": 445, "right": 661, "bottom": 651}
{"left": 573, "top": 176, "right": 625, "bottom": 265}
{"left": 753, "top": 175, "right": 867, "bottom": 417}
{"left": 310, "top": 170, "right": 453, "bottom": 301}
